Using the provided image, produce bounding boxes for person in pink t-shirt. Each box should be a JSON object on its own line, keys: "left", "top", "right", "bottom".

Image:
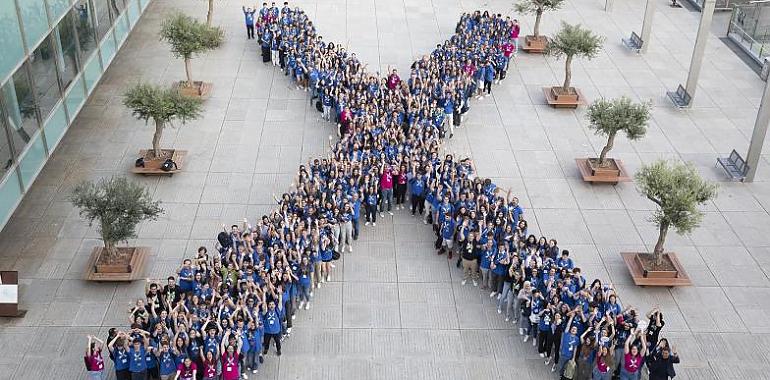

{"left": 85, "top": 335, "right": 106, "bottom": 380}
{"left": 510, "top": 19, "right": 521, "bottom": 54}
{"left": 176, "top": 357, "right": 197, "bottom": 380}
{"left": 221, "top": 330, "right": 244, "bottom": 380}
{"left": 621, "top": 330, "right": 647, "bottom": 380}
{"left": 201, "top": 350, "right": 218, "bottom": 380}
{"left": 379, "top": 164, "right": 394, "bottom": 216}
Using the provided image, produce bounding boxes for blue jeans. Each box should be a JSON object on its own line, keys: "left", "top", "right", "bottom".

{"left": 352, "top": 218, "right": 359, "bottom": 239}
{"left": 298, "top": 282, "right": 311, "bottom": 302}
{"left": 380, "top": 189, "right": 393, "bottom": 212}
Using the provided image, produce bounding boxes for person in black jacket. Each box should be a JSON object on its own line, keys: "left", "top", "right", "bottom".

{"left": 646, "top": 344, "right": 679, "bottom": 380}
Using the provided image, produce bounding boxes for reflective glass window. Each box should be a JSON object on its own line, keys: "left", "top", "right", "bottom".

{"left": 1, "top": 63, "right": 40, "bottom": 157}
{"left": 0, "top": 0, "right": 25, "bottom": 81}
{"left": 54, "top": 11, "right": 80, "bottom": 90}
{"left": 18, "top": 0, "right": 50, "bottom": 48}
{"left": 29, "top": 36, "right": 63, "bottom": 120}
{"left": 74, "top": 0, "right": 98, "bottom": 61}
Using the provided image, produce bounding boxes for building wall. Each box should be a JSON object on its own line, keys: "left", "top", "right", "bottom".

{"left": 0, "top": 0, "right": 151, "bottom": 229}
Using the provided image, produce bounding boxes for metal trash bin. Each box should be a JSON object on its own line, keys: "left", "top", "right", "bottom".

{"left": 761, "top": 57, "right": 770, "bottom": 81}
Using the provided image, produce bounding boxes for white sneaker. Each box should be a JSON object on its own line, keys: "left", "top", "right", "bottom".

{"left": 299, "top": 301, "right": 305, "bottom": 309}
{"left": 461, "top": 280, "right": 467, "bottom": 286}
{"left": 388, "top": 211, "right": 393, "bottom": 216}
{"left": 305, "top": 302, "right": 310, "bottom": 310}
{"left": 551, "top": 365, "right": 556, "bottom": 372}
{"left": 545, "top": 357, "right": 550, "bottom": 365}
{"left": 291, "top": 314, "right": 296, "bottom": 320}
{"left": 348, "top": 246, "right": 353, "bottom": 253}
{"left": 330, "top": 263, "right": 336, "bottom": 268}
{"left": 532, "top": 339, "right": 537, "bottom": 347}
{"left": 497, "top": 308, "right": 502, "bottom": 314}
{"left": 310, "top": 291, "right": 314, "bottom": 297}
{"left": 519, "top": 328, "right": 524, "bottom": 335}
{"left": 472, "top": 280, "right": 478, "bottom": 287}
{"left": 523, "top": 336, "right": 529, "bottom": 342}
{"left": 243, "top": 374, "right": 248, "bottom": 379}
{"left": 489, "top": 292, "right": 496, "bottom": 298}
{"left": 252, "top": 369, "right": 258, "bottom": 374}
{"left": 365, "top": 222, "right": 370, "bottom": 226}
{"left": 496, "top": 294, "right": 501, "bottom": 300}
{"left": 422, "top": 220, "right": 427, "bottom": 224}
{"left": 326, "top": 275, "right": 331, "bottom": 282}
{"left": 380, "top": 213, "right": 384, "bottom": 218}
{"left": 287, "top": 327, "right": 292, "bottom": 334}
{"left": 505, "top": 317, "right": 510, "bottom": 322}
{"left": 372, "top": 222, "right": 376, "bottom": 226}
{"left": 539, "top": 353, "right": 545, "bottom": 358}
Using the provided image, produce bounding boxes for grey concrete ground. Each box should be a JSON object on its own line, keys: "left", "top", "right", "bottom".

{"left": 1, "top": 0, "right": 770, "bottom": 379}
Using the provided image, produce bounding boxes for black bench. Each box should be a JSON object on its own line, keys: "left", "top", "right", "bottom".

{"left": 716, "top": 149, "right": 749, "bottom": 181}
{"left": 666, "top": 84, "right": 691, "bottom": 108}
{"left": 622, "top": 32, "right": 643, "bottom": 53}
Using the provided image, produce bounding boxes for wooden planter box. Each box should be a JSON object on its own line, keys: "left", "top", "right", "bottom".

{"left": 131, "top": 149, "right": 186, "bottom": 176}
{"left": 176, "top": 81, "right": 212, "bottom": 99}
{"left": 521, "top": 35, "right": 547, "bottom": 53}
{"left": 544, "top": 86, "right": 583, "bottom": 109}
{"left": 620, "top": 252, "right": 692, "bottom": 287}
{"left": 85, "top": 246, "right": 150, "bottom": 282}
{"left": 575, "top": 158, "right": 631, "bottom": 185}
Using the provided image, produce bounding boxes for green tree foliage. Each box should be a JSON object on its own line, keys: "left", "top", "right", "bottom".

{"left": 123, "top": 83, "right": 203, "bottom": 158}
{"left": 587, "top": 97, "right": 650, "bottom": 166}
{"left": 635, "top": 161, "right": 718, "bottom": 265}
{"left": 514, "top": 0, "right": 565, "bottom": 38}
{"left": 160, "top": 12, "right": 224, "bottom": 86}
{"left": 547, "top": 22, "right": 605, "bottom": 92}
{"left": 70, "top": 176, "right": 163, "bottom": 257}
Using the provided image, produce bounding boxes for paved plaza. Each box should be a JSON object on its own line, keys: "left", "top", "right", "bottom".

{"left": 1, "top": 0, "right": 770, "bottom": 379}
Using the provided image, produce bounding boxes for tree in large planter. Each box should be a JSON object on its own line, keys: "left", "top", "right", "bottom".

{"left": 160, "top": 13, "right": 223, "bottom": 97}
{"left": 580, "top": 97, "right": 650, "bottom": 181}
{"left": 629, "top": 160, "right": 718, "bottom": 284}
{"left": 514, "top": 0, "right": 565, "bottom": 53}
{"left": 124, "top": 83, "right": 202, "bottom": 171}
{"left": 545, "top": 22, "right": 604, "bottom": 106}
{"left": 71, "top": 176, "right": 163, "bottom": 279}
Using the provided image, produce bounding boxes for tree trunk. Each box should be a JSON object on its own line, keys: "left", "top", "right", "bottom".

{"left": 598, "top": 132, "right": 616, "bottom": 166}
{"left": 207, "top": 0, "right": 214, "bottom": 26}
{"left": 101, "top": 219, "right": 117, "bottom": 261}
{"left": 534, "top": 9, "right": 543, "bottom": 38}
{"left": 652, "top": 221, "right": 669, "bottom": 268}
{"left": 562, "top": 55, "right": 573, "bottom": 92}
{"left": 184, "top": 57, "right": 194, "bottom": 88}
{"left": 152, "top": 119, "right": 164, "bottom": 158}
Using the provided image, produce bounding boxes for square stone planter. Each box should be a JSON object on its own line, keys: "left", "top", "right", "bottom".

{"left": 132, "top": 149, "right": 186, "bottom": 176}
{"left": 575, "top": 158, "right": 631, "bottom": 185}
{"left": 620, "top": 252, "right": 692, "bottom": 287}
{"left": 85, "top": 246, "right": 150, "bottom": 282}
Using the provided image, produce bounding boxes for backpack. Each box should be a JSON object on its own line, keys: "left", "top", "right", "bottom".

{"left": 315, "top": 100, "right": 323, "bottom": 112}
{"left": 135, "top": 157, "right": 145, "bottom": 168}
{"left": 332, "top": 249, "right": 341, "bottom": 260}
{"left": 217, "top": 231, "right": 232, "bottom": 248}
{"left": 160, "top": 158, "right": 177, "bottom": 172}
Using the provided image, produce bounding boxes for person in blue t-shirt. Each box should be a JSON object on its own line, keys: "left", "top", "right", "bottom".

{"left": 261, "top": 298, "right": 283, "bottom": 356}
{"left": 108, "top": 332, "right": 131, "bottom": 380}
{"left": 559, "top": 322, "right": 581, "bottom": 376}
{"left": 155, "top": 343, "right": 177, "bottom": 380}
{"left": 127, "top": 330, "right": 152, "bottom": 379}
{"left": 242, "top": 7, "right": 256, "bottom": 39}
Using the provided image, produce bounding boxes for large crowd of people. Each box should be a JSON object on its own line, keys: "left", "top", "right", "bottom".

{"left": 83, "top": 3, "right": 679, "bottom": 380}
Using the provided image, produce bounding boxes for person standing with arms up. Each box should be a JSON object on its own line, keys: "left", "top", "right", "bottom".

{"left": 242, "top": 6, "right": 256, "bottom": 39}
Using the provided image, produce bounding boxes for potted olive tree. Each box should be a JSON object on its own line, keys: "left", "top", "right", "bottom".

{"left": 514, "top": 0, "right": 564, "bottom": 53}
{"left": 621, "top": 160, "right": 718, "bottom": 286}
{"left": 160, "top": 13, "right": 224, "bottom": 98}
{"left": 124, "top": 83, "right": 203, "bottom": 174}
{"left": 71, "top": 176, "right": 164, "bottom": 281}
{"left": 544, "top": 22, "right": 604, "bottom": 108}
{"left": 577, "top": 97, "right": 650, "bottom": 183}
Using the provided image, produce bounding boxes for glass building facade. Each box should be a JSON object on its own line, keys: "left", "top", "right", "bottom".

{"left": 0, "top": 0, "right": 151, "bottom": 227}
